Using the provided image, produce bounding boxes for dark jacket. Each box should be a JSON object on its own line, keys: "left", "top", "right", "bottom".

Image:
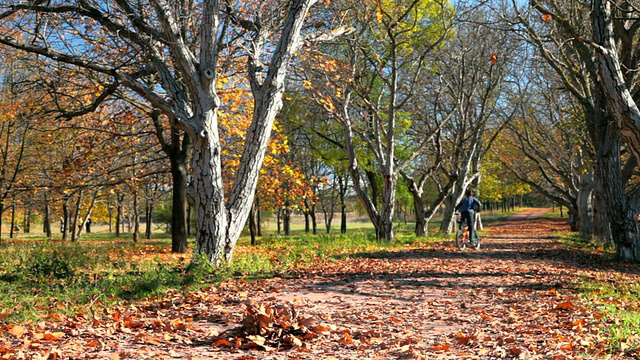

{"left": 456, "top": 196, "right": 482, "bottom": 213}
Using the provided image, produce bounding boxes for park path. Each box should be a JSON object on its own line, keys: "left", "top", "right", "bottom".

{"left": 5, "top": 209, "right": 637, "bottom": 359}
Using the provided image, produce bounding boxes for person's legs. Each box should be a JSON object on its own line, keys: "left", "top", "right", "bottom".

{"left": 466, "top": 210, "right": 475, "bottom": 241}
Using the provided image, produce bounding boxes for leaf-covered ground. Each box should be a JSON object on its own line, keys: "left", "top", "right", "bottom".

{"left": 2, "top": 209, "right": 639, "bottom": 359}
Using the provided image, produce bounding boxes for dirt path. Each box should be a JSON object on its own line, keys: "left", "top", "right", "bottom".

{"left": 4, "top": 209, "right": 637, "bottom": 359}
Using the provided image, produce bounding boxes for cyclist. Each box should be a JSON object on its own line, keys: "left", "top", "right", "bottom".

{"left": 455, "top": 189, "right": 482, "bottom": 244}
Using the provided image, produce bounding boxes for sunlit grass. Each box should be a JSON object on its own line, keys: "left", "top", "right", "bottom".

{"left": 575, "top": 276, "right": 640, "bottom": 354}
{"left": 0, "top": 209, "right": 521, "bottom": 324}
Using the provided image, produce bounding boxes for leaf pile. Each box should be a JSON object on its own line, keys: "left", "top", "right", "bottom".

{"left": 221, "top": 300, "right": 329, "bottom": 351}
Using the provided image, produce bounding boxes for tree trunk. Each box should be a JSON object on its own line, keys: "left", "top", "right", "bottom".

{"left": 187, "top": 205, "right": 192, "bottom": 236}
{"left": 339, "top": 175, "right": 347, "bottom": 234}
{"left": 376, "top": 172, "right": 398, "bottom": 241}
{"left": 133, "top": 190, "right": 139, "bottom": 243}
{"left": 191, "top": 127, "right": 227, "bottom": 263}
{"left": 284, "top": 206, "right": 291, "bottom": 236}
{"left": 277, "top": 209, "right": 282, "bottom": 234}
{"left": 170, "top": 158, "right": 188, "bottom": 252}
{"left": 249, "top": 203, "right": 257, "bottom": 246}
{"left": 71, "top": 190, "right": 83, "bottom": 242}
{"left": 115, "top": 193, "right": 123, "bottom": 237}
{"left": 256, "top": 196, "right": 262, "bottom": 237}
{"left": 594, "top": 136, "right": 639, "bottom": 260}
{"left": 9, "top": 202, "right": 15, "bottom": 239}
{"left": 577, "top": 172, "right": 594, "bottom": 239}
{"left": 24, "top": 206, "right": 31, "bottom": 233}
{"left": 75, "top": 190, "right": 98, "bottom": 241}
{"left": 145, "top": 202, "right": 153, "bottom": 239}
{"left": 0, "top": 203, "right": 3, "bottom": 241}
{"left": 304, "top": 211, "right": 310, "bottom": 233}
{"left": 592, "top": 0, "right": 640, "bottom": 166}
{"left": 406, "top": 179, "right": 426, "bottom": 236}
{"left": 43, "top": 191, "right": 51, "bottom": 238}
{"left": 310, "top": 203, "right": 317, "bottom": 235}
{"left": 440, "top": 194, "right": 458, "bottom": 235}
{"left": 592, "top": 192, "right": 613, "bottom": 245}
{"left": 62, "top": 195, "right": 70, "bottom": 241}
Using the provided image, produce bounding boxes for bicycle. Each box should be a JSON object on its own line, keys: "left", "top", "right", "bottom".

{"left": 455, "top": 212, "right": 480, "bottom": 250}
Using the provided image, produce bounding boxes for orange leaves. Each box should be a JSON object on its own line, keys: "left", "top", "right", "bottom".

{"left": 555, "top": 301, "right": 575, "bottom": 310}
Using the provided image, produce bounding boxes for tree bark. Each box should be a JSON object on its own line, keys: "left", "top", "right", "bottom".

{"left": 577, "top": 172, "right": 594, "bottom": 239}
{"left": 62, "top": 194, "right": 70, "bottom": 241}
{"left": 9, "top": 202, "right": 15, "bottom": 239}
{"left": 131, "top": 190, "right": 139, "bottom": 243}
{"left": 249, "top": 203, "right": 257, "bottom": 246}
{"left": 71, "top": 190, "right": 83, "bottom": 242}
{"left": 592, "top": 0, "right": 640, "bottom": 166}
{"left": 43, "top": 191, "right": 51, "bottom": 238}
{"left": 115, "top": 193, "right": 123, "bottom": 237}
{"left": 170, "top": 156, "right": 188, "bottom": 252}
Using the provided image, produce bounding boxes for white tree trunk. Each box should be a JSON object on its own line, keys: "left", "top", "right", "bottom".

{"left": 192, "top": 110, "right": 227, "bottom": 264}
{"left": 592, "top": 0, "right": 640, "bottom": 165}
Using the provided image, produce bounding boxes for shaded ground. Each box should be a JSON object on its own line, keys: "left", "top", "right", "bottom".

{"left": 1, "top": 209, "right": 638, "bottom": 359}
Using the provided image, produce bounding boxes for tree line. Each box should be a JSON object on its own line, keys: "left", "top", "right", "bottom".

{"left": 0, "top": 0, "right": 639, "bottom": 263}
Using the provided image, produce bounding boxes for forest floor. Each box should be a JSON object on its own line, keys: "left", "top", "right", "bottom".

{"left": 3, "top": 208, "right": 640, "bottom": 359}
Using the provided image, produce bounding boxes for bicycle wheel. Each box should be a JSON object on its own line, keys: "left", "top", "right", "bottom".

{"left": 455, "top": 228, "right": 467, "bottom": 250}
{"left": 472, "top": 232, "right": 481, "bottom": 250}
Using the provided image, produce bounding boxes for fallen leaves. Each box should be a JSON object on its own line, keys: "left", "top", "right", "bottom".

{"left": 0, "top": 214, "right": 635, "bottom": 359}
{"left": 8, "top": 325, "right": 26, "bottom": 338}
{"left": 216, "top": 300, "right": 331, "bottom": 351}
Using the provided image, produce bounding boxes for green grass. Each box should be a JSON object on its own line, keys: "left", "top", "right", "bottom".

{"left": 0, "top": 208, "right": 521, "bottom": 325}
{"left": 574, "top": 276, "right": 640, "bottom": 353}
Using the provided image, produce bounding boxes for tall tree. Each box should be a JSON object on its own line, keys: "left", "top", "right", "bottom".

{"left": 513, "top": 0, "right": 640, "bottom": 260}
{"left": 302, "top": 0, "right": 454, "bottom": 240}
{"left": 436, "top": 7, "right": 520, "bottom": 234}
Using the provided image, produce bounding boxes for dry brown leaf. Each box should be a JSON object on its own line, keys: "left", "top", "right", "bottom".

{"left": 283, "top": 334, "right": 302, "bottom": 347}
{"left": 8, "top": 325, "right": 26, "bottom": 338}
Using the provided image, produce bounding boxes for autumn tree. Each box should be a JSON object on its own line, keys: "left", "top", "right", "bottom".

{"left": 511, "top": 0, "right": 640, "bottom": 259}
{"left": 0, "top": 49, "right": 37, "bottom": 237}
{"left": 494, "top": 71, "right": 592, "bottom": 233}
{"left": 302, "top": 0, "right": 454, "bottom": 241}
{"left": 0, "top": 0, "right": 338, "bottom": 264}
{"left": 435, "top": 6, "right": 521, "bottom": 234}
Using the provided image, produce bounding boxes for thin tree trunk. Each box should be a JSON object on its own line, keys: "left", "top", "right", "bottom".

{"left": 75, "top": 190, "right": 98, "bottom": 240}
{"left": 9, "top": 202, "right": 15, "bottom": 239}
{"left": 43, "top": 191, "right": 51, "bottom": 238}
{"left": 62, "top": 195, "right": 70, "bottom": 241}
{"left": 311, "top": 203, "right": 317, "bottom": 235}
{"left": 115, "top": 193, "right": 123, "bottom": 237}
{"left": 133, "top": 190, "right": 139, "bottom": 243}
{"left": 340, "top": 177, "right": 347, "bottom": 234}
{"left": 170, "top": 157, "right": 188, "bottom": 252}
{"left": 256, "top": 196, "right": 262, "bottom": 236}
{"left": 249, "top": 203, "right": 257, "bottom": 246}
{"left": 145, "top": 201, "right": 153, "bottom": 239}
{"left": 71, "top": 190, "right": 83, "bottom": 242}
